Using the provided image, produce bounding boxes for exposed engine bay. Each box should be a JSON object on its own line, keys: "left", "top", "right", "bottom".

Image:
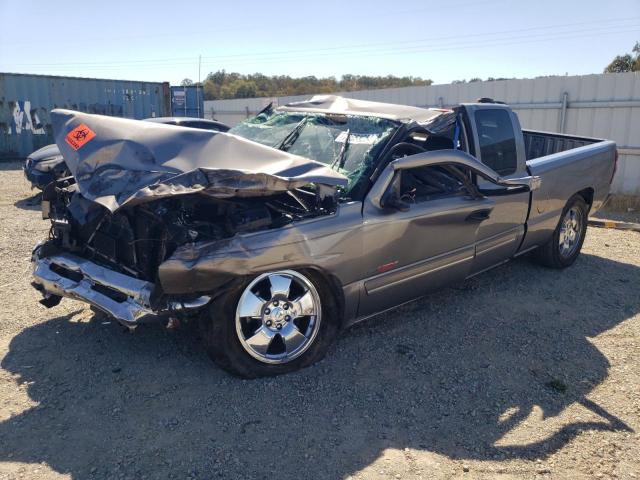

{"left": 42, "top": 178, "right": 338, "bottom": 283}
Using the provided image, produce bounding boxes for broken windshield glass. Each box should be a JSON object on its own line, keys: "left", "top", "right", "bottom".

{"left": 230, "top": 111, "right": 398, "bottom": 195}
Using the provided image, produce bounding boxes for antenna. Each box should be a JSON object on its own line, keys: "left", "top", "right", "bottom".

{"left": 197, "top": 54, "right": 202, "bottom": 118}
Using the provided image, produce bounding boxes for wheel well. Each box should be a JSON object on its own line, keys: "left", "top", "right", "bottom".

{"left": 576, "top": 187, "right": 594, "bottom": 208}
{"left": 299, "top": 267, "right": 346, "bottom": 325}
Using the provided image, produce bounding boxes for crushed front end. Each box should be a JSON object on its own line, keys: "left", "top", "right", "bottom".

{"left": 32, "top": 174, "right": 342, "bottom": 327}
{"left": 31, "top": 179, "right": 217, "bottom": 326}
{"left": 30, "top": 109, "right": 346, "bottom": 327}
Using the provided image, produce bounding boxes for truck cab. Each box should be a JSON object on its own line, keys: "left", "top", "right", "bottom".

{"left": 357, "top": 102, "right": 536, "bottom": 315}
{"left": 458, "top": 103, "right": 532, "bottom": 273}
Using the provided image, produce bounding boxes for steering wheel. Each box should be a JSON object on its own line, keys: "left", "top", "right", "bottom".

{"left": 387, "top": 142, "right": 426, "bottom": 161}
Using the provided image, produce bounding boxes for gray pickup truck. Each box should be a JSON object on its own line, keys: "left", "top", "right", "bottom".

{"left": 31, "top": 95, "right": 617, "bottom": 377}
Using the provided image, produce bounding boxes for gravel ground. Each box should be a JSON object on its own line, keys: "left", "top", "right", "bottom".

{"left": 0, "top": 162, "right": 638, "bottom": 480}
{"left": 592, "top": 208, "right": 640, "bottom": 225}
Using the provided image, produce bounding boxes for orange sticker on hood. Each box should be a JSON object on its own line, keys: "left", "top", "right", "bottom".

{"left": 65, "top": 124, "right": 96, "bottom": 150}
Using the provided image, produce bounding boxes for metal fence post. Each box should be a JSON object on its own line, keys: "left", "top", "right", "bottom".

{"left": 559, "top": 92, "right": 568, "bottom": 133}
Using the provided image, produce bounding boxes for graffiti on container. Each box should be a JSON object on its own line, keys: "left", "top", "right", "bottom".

{"left": 7, "top": 101, "right": 46, "bottom": 135}
{"left": 3, "top": 100, "right": 128, "bottom": 136}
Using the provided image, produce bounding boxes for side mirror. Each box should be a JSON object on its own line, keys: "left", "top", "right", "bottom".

{"left": 380, "top": 190, "right": 411, "bottom": 212}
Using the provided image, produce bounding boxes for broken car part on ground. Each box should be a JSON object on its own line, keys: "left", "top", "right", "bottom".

{"left": 31, "top": 95, "right": 617, "bottom": 377}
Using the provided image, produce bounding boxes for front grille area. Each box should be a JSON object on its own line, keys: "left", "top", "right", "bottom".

{"left": 85, "top": 210, "right": 165, "bottom": 280}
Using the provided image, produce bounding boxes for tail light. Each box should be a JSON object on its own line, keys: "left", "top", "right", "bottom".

{"left": 610, "top": 149, "right": 618, "bottom": 184}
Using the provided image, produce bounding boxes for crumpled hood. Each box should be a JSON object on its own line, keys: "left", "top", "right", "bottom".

{"left": 51, "top": 109, "right": 348, "bottom": 212}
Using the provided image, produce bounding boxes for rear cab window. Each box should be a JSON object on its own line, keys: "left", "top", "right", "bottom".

{"left": 474, "top": 109, "right": 518, "bottom": 176}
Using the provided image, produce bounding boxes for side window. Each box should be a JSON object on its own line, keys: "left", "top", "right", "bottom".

{"left": 474, "top": 109, "right": 517, "bottom": 175}
{"left": 399, "top": 165, "right": 468, "bottom": 204}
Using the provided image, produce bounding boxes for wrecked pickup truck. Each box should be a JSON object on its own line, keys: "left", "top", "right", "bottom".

{"left": 31, "top": 95, "right": 617, "bottom": 377}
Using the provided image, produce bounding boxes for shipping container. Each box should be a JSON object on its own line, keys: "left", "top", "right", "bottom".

{"left": 170, "top": 85, "right": 204, "bottom": 118}
{"left": 0, "top": 73, "right": 171, "bottom": 159}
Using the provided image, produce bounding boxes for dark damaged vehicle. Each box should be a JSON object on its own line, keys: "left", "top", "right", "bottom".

{"left": 31, "top": 95, "right": 617, "bottom": 377}
{"left": 23, "top": 117, "right": 229, "bottom": 190}
{"left": 23, "top": 143, "right": 71, "bottom": 191}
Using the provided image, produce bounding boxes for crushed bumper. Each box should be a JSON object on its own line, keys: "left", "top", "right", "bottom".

{"left": 31, "top": 246, "right": 156, "bottom": 327}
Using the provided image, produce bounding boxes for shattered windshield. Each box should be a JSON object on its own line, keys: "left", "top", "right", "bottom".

{"left": 230, "top": 110, "right": 398, "bottom": 197}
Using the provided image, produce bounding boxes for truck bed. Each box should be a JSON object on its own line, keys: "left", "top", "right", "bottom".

{"left": 523, "top": 130, "right": 604, "bottom": 160}
{"left": 519, "top": 137, "right": 617, "bottom": 252}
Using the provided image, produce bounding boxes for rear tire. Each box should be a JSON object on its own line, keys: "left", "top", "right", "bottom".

{"left": 198, "top": 269, "right": 340, "bottom": 378}
{"left": 534, "top": 194, "right": 589, "bottom": 269}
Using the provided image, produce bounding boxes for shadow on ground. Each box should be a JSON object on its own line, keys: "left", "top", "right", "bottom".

{"left": 1, "top": 253, "right": 637, "bottom": 479}
{"left": 13, "top": 192, "right": 41, "bottom": 211}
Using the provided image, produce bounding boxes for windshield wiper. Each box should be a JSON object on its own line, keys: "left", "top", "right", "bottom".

{"left": 330, "top": 129, "right": 351, "bottom": 171}
{"left": 275, "top": 117, "right": 309, "bottom": 151}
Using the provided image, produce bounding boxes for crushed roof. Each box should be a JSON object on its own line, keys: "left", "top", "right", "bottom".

{"left": 278, "top": 95, "right": 444, "bottom": 123}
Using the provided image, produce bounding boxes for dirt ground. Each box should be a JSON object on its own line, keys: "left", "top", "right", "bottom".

{"left": 0, "top": 161, "right": 638, "bottom": 480}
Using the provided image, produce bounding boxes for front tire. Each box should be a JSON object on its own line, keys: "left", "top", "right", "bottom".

{"left": 534, "top": 194, "right": 589, "bottom": 269}
{"left": 199, "top": 270, "right": 339, "bottom": 378}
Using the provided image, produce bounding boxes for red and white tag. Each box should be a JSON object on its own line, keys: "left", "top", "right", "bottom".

{"left": 65, "top": 124, "right": 96, "bottom": 150}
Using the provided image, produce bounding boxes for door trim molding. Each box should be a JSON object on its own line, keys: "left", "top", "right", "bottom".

{"left": 364, "top": 245, "right": 474, "bottom": 294}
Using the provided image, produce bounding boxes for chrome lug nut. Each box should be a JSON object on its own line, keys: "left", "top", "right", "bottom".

{"left": 285, "top": 315, "right": 291, "bottom": 321}
{"left": 283, "top": 303, "right": 289, "bottom": 310}
{"left": 266, "top": 320, "right": 273, "bottom": 327}
{"left": 273, "top": 300, "right": 279, "bottom": 307}
{"left": 276, "top": 323, "right": 282, "bottom": 330}
{"left": 264, "top": 308, "right": 271, "bottom": 315}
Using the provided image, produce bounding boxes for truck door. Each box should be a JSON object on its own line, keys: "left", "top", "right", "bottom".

{"left": 359, "top": 159, "right": 495, "bottom": 317}
{"left": 462, "top": 105, "right": 530, "bottom": 274}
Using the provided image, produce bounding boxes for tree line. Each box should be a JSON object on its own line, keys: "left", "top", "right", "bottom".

{"left": 178, "top": 42, "right": 639, "bottom": 100}
{"left": 604, "top": 42, "right": 640, "bottom": 73}
{"left": 181, "top": 71, "right": 432, "bottom": 100}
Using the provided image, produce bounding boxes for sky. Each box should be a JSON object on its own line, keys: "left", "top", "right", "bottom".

{"left": 1, "top": 0, "right": 639, "bottom": 86}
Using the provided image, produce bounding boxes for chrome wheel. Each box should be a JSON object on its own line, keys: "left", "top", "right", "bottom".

{"left": 235, "top": 270, "right": 322, "bottom": 364}
{"left": 558, "top": 206, "right": 583, "bottom": 258}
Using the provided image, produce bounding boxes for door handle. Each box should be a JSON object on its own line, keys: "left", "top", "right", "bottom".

{"left": 466, "top": 209, "right": 492, "bottom": 222}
